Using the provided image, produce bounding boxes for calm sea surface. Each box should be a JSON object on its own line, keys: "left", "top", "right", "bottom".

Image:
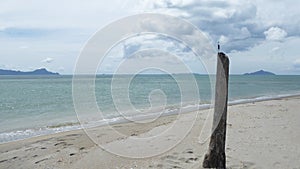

{"left": 0, "top": 74, "right": 300, "bottom": 143}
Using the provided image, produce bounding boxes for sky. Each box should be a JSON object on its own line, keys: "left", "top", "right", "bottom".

{"left": 0, "top": 0, "right": 300, "bottom": 75}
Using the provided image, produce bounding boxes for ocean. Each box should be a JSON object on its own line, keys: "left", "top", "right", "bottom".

{"left": 0, "top": 74, "right": 300, "bottom": 143}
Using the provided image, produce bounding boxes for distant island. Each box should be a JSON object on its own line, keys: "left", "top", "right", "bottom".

{"left": 243, "top": 70, "right": 275, "bottom": 75}
{"left": 0, "top": 68, "right": 59, "bottom": 75}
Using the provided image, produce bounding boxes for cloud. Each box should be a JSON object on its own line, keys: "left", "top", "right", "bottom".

{"left": 293, "top": 59, "right": 300, "bottom": 68}
{"left": 138, "top": 0, "right": 262, "bottom": 52}
{"left": 270, "top": 47, "right": 280, "bottom": 52}
{"left": 253, "top": 0, "right": 300, "bottom": 36}
{"left": 1, "top": 0, "right": 300, "bottom": 74}
{"left": 136, "top": 0, "right": 300, "bottom": 53}
{"left": 0, "top": 26, "right": 6, "bottom": 31}
{"left": 19, "top": 45, "right": 29, "bottom": 49}
{"left": 108, "top": 49, "right": 196, "bottom": 74}
{"left": 0, "top": 64, "right": 7, "bottom": 69}
{"left": 264, "top": 27, "right": 287, "bottom": 41}
{"left": 121, "top": 34, "right": 195, "bottom": 62}
{"left": 218, "top": 35, "right": 229, "bottom": 44}
{"left": 41, "top": 57, "right": 54, "bottom": 63}
{"left": 98, "top": 33, "right": 205, "bottom": 74}
{"left": 58, "top": 66, "right": 65, "bottom": 72}
{"left": 0, "top": 0, "right": 139, "bottom": 30}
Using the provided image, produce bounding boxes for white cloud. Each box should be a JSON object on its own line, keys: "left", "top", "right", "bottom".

{"left": 213, "top": 9, "right": 235, "bottom": 19}
{"left": 108, "top": 34, "right": 196, "bottom": 63}
{"left": 219, "top": 35, "right": 229, "bottom": 44}
{"left": 268, "top": 46, "right": 285, "bottom": 59}
{"left": 0, "top": 64, "right": 18, "bottom": 70}
{"left": 19, "top": 45, "right": 29, "bottom": 49}
{"left": 253, "top": 0, "right": 300, "bottom": 35}
{"left": 58, "top": 66, "right": 65, "bottom": 72}
{"left": 0, "top": 0, "right": 136, "bottom": 30}
{"left": 0, "top": 64, "right": 7, "bottom": 69}
{"left": 98, "top": 32, "right": 209, "bottom": 74}
{"left": 137, "top": 0, "right": 300, "bottom": 53}
{"left": 41, "top": 57, "right": 54, "bottom": 63}
{"left": 240, "top": 27, "right": 251, "bottom": 39}
{"left": 264, "top": 27, "right": 287, "bottom": 41}
{"left": 108, "top": 49, "right": 198, "bottom": 74}
{"left": 0, "top": 26, "right": 6, "bottom": 31}
{"left": 138, "top": 0, "right": 260, "bottom": 52}
{"left": 1, "top": 0, "right": 300, "bottom": 74}
{"left": 293, "top": 59, "right": 300, "bottom": 68}
{"left": 270, "top": 47, "right": 280, "bottom": 52}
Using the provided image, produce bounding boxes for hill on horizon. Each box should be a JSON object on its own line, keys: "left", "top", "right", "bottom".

{"left": 243, "top": 70, "right": 275, "bottom": 75}
{"left": 0, "top": 68, "right": 59, "bottom": 75}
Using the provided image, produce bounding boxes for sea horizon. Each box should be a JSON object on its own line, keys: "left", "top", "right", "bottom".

{"left": 1, "top": 74, "right": 300, "bottom": 143}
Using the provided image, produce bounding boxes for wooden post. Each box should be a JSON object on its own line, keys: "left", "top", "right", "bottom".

{"left": 203, "top": 52, "right": 229, "bottom": 169}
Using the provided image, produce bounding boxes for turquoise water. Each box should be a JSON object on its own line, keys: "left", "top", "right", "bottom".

{"left": 0, "top": 74, "right": 300, "bottom": 143}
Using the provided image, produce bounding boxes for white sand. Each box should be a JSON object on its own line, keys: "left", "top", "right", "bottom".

{"left": 1, "top": 96, "right": 300, "bottom": 169}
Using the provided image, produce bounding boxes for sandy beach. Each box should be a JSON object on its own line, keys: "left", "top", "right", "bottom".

{"left": 1, "top": 96, "right": 300, "bottom": 169}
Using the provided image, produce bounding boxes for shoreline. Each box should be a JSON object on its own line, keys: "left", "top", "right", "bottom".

{"left": 1, "top": 93, "right": 300, "bottom": 145}
{"left": 1, "top": 95, "right": 300, "bottom": 168}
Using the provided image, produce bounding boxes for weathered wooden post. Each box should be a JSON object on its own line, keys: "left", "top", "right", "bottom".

{"left": 202, "top": 52, "right": 229, "bottom": 169}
